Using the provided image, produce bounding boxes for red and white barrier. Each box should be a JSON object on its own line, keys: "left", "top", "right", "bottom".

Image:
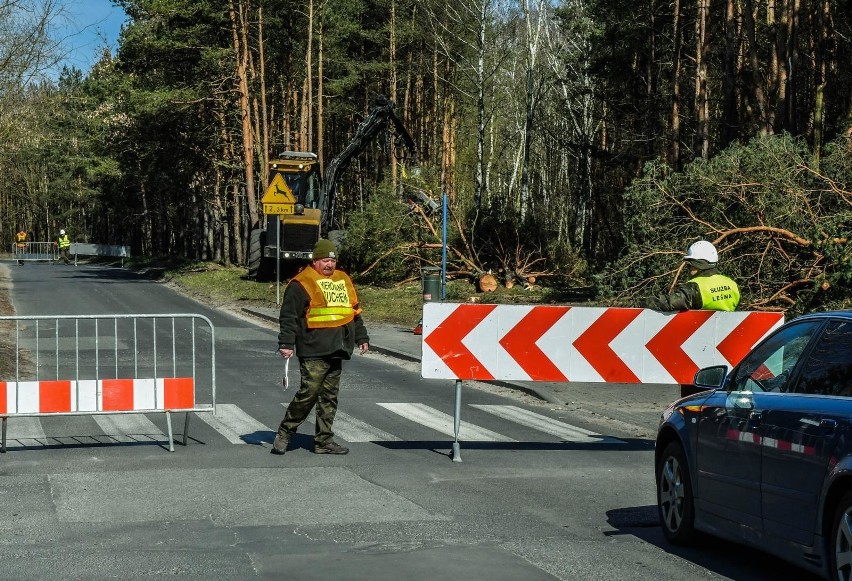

{"left": 0, "top": 377, "right": 195, "bottom": 415}
{"left": 421, "top": 304, "right": 784, "bottom": 384}
{"left": 0, "top": 313, "right": 215, "bottom": 455}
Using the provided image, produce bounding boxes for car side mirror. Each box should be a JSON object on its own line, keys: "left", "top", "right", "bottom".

{"left": 694, "top": 365, "right": 728, "bottom": 389}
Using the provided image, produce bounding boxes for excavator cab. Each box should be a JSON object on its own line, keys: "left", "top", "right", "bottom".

{"left": 249, "top": 152, "right": 323, "bottom": 280}
{"left": 247, "top": 96, "right": 417, "bottom": 281}
{"left": 269, "top": 152, "right": 321, "bottom": 210}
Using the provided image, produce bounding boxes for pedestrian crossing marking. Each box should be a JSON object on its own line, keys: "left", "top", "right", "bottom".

{"left": 4, "top": 416, "right": 47, "bottom": 446}
{"left": 377, "top": 403, "right": 516, "bottom": 442}
{"left": 279, "top": 404, "right": 401, "bottom": 442}
{"left": 1, "top": 403, "right": 627, "bottom": 449}
{"left": 93, "top": 414, "right": 167, "bottom": 444}
{"left": 197, "top": 403, "right": 271, "bottom": 444}
{"left": 333, "top": 410, "right": 401, "bottom": 442}
{"left": 470, "top": 404, "right": 624, "bottom": 444}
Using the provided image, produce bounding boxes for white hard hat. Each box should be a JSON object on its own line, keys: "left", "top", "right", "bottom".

{"left": 59, "top": 229, "right": 65, "bottom": 235}
{"left": 684, "top": 240, "right": 718, "bottom": 266}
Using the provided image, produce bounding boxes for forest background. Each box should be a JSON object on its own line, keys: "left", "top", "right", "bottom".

{"left": 0, "top": 0, "right": 850, "bottom": 316}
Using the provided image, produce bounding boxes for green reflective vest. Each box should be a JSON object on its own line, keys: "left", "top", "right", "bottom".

{"left": 689, "top": 273, "right": 740, "bottom": 311}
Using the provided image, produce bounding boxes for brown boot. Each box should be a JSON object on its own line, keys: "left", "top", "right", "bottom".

{"left": 313, "top": 441, "right": 349, "bottom": 455}
{"left": 271, "top": 431, "right": 291, "bottom": 455}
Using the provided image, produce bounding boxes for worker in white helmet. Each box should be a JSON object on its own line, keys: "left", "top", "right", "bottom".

{"left": 54, "top": 229, "right": 71, "bottom": 264}
{"left": 640, "top": 240, "right": 740, "bottom": 311}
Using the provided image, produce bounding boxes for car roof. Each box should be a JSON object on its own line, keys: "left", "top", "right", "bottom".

{"left": 792, "top": 310, "right": 852, "bottom": 322}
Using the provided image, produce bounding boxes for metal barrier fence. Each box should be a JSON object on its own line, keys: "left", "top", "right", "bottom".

{"left": 71, "top": 243, "right": 131, "bottom": 267}
{"left": 11, "top": 242, "right": 58, "bottom": 263}
{"left": 0, "top": 314, "right": 216, "bottom": 453}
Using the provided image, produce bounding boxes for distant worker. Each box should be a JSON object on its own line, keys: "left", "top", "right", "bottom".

{"left": 14, "top": 227, "right": 28, "bottom": 265}
{"left": 640, "top": 240, "right": 740, "bottom": 311}
{"left": 271, "top": 239, "right": 369, "bottom": 456}
{"left": 55, "top": 229, "right": 71, "bottom": 265}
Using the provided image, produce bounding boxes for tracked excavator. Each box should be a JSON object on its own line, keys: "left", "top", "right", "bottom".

{"left": 247, "top": 96, "right": 417, "bottom": 281}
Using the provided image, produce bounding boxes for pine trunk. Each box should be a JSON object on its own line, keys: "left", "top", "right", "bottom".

{"left": 389, "top": 0, "right": 398, "bottom": 189}
{"left": 744, "top": 0, "right": 771, "bottom": 134}
{"left": 258, "top": 6, "right": 269, "bottom": 188}
{"left": 317, "top": 11, "right": 324, "bottom": 173}
{"left": 671, "top": 0, "right": 682, "bottom": 167}
{"left": 229, "top": 0, "right": 258, "bottom": 228}
{"left": 695, "top": 0, "right": 710, "bottom": 160}
{"left": 721, "top": 0, "right": 738, "bottom": 146}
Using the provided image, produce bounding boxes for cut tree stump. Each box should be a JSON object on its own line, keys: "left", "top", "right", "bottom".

{"left": 478, "top": 273, "right": 498, "bottom": 292}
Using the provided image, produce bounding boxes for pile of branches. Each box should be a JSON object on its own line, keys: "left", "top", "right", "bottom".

{"left": 599, "top": 133, "right": 851, "bottom": 314}
{"left": 343, "top": 184, "right": 581, "bottom": 290}
{"left": 356, "top": 201, "right": 561, "bottom": 288}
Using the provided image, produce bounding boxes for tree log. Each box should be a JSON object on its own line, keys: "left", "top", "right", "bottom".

{"left": 478, "top": 273, "right": 498, "bottom": 292}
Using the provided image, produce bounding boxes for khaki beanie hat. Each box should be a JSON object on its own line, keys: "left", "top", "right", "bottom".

{"left": 312, "top": 238, "right": 337, "bottom": 260}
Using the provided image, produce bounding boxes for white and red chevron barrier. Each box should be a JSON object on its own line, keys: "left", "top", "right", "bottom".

{"left": 0, "top": 377, "right": 195, "bottom": 415}
{"left": 421, "top": 304, "right": 784, "bottom": 384}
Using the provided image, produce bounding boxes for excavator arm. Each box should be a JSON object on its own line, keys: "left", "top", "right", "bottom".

{"left": 318, "top": 96, "right": 416, "bottom": 234}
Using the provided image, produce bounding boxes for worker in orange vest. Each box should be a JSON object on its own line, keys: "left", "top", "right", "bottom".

{"left": 14, "top": 227, "right": 28, "bottom": 265}
{"left": 271, "top": 239, "right": 370, "bottom": 456}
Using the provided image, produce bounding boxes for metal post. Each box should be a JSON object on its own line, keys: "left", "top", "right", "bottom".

{"left": 276, "top": 218, "right": 282, "bottom": 305}
{"left": 166, "top": 411, "right": 175, "bottom": 452}
{"left": 1, "top": 417, "right": 6, "bottom": 453}
{"left": 183, "top": 412, "right": 191, "bottom": 446}
{"left": 441, "top": 193, "right": 448, "bottom": 300}
{"left": 452, "top": 379, "right": 462, "bottom": 462}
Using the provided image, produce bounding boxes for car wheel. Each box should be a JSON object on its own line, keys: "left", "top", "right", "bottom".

{"left": 657, "top": 441, "right": 697, "bottom": 545}
{"left": 830, "top": 491, "right": 852, "bottom": 581}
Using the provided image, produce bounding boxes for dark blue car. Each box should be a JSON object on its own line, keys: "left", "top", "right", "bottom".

{"left": 655, "top": 310, "right": 852, "bottom": 581}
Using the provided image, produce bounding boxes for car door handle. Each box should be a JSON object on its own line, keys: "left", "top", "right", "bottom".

{"left": 749, "top": 411, "right": 762, "bottom": 422}
{"left": 820, "top": 419, "right": 838, "bottom": 431}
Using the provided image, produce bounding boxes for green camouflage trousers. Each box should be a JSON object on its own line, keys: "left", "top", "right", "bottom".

{"left": 278, "top": 358, "right": 342, "bottom": 445}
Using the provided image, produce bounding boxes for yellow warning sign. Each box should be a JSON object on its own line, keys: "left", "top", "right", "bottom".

{"left": 261, "top": 174, "right": 296, "bottom": 204}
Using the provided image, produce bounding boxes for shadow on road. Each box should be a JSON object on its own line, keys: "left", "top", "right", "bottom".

{"left": 605, "top": 505, "right": 823, "bottom": 581}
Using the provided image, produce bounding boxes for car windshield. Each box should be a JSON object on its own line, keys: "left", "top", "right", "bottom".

{"left": 729, "top": 320, "right": 821, "bottom": 393}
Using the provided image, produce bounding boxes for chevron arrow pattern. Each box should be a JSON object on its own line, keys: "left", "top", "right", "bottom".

{"left": 421, "top": 303, "right": 784, "bottom": 383}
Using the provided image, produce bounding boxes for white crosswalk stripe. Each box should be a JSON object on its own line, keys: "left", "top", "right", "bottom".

{"left": 377, "top": 403, "right": 516, "bottom": 442}
{"left": 333, "top": 411, "right": 401, "bottom": 442}
{"left": 279, "top": 404, "right": 401, "bottom": 442}
{"left": 92, "top": 414, "right": 167, "bottom": 444}
{"left": 1, "top": 403, "right": 622, "bottom": 448}
{"left": 4, "top": 416, "right": 47, "bottom": 447}
{"left": 470, "top": 404, "right": 624, "bottom": 444}
{"left": 196, "top": 403, "right": 271, "bottom": 444}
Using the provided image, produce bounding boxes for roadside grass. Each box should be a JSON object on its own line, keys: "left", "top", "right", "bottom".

{"left": 0, "top": 264, "right": 29, "bottom": 377}
{"left": 121, "top": 256, "right": 591, "bottom": 326}
{"left": 0, "top": 284, "right": 15, "bottom": 378}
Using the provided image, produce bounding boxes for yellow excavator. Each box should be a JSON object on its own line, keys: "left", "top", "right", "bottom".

{"left": 248, "top": 96, "right": 416, "bottom": 280}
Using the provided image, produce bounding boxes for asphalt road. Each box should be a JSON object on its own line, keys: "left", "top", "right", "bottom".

{"left": 0, "top": 261, "right": 823, "bottom": 581}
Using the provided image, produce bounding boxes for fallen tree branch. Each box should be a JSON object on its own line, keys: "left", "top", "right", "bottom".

{"left": 713, "top": 226, "right": 812, "bottom": 248}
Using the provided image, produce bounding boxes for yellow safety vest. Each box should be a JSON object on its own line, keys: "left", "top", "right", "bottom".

{"left": 293, "top": 267, "right": 362, "bottom": 328}
{"left": 58, "top": 234, "right": 70, "bottom": 248}
{"left": 15, "top": 231, "right": 27, "bottom": 248}
{"left": 689, "top": 273, "right": 740, "bottom": 311}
